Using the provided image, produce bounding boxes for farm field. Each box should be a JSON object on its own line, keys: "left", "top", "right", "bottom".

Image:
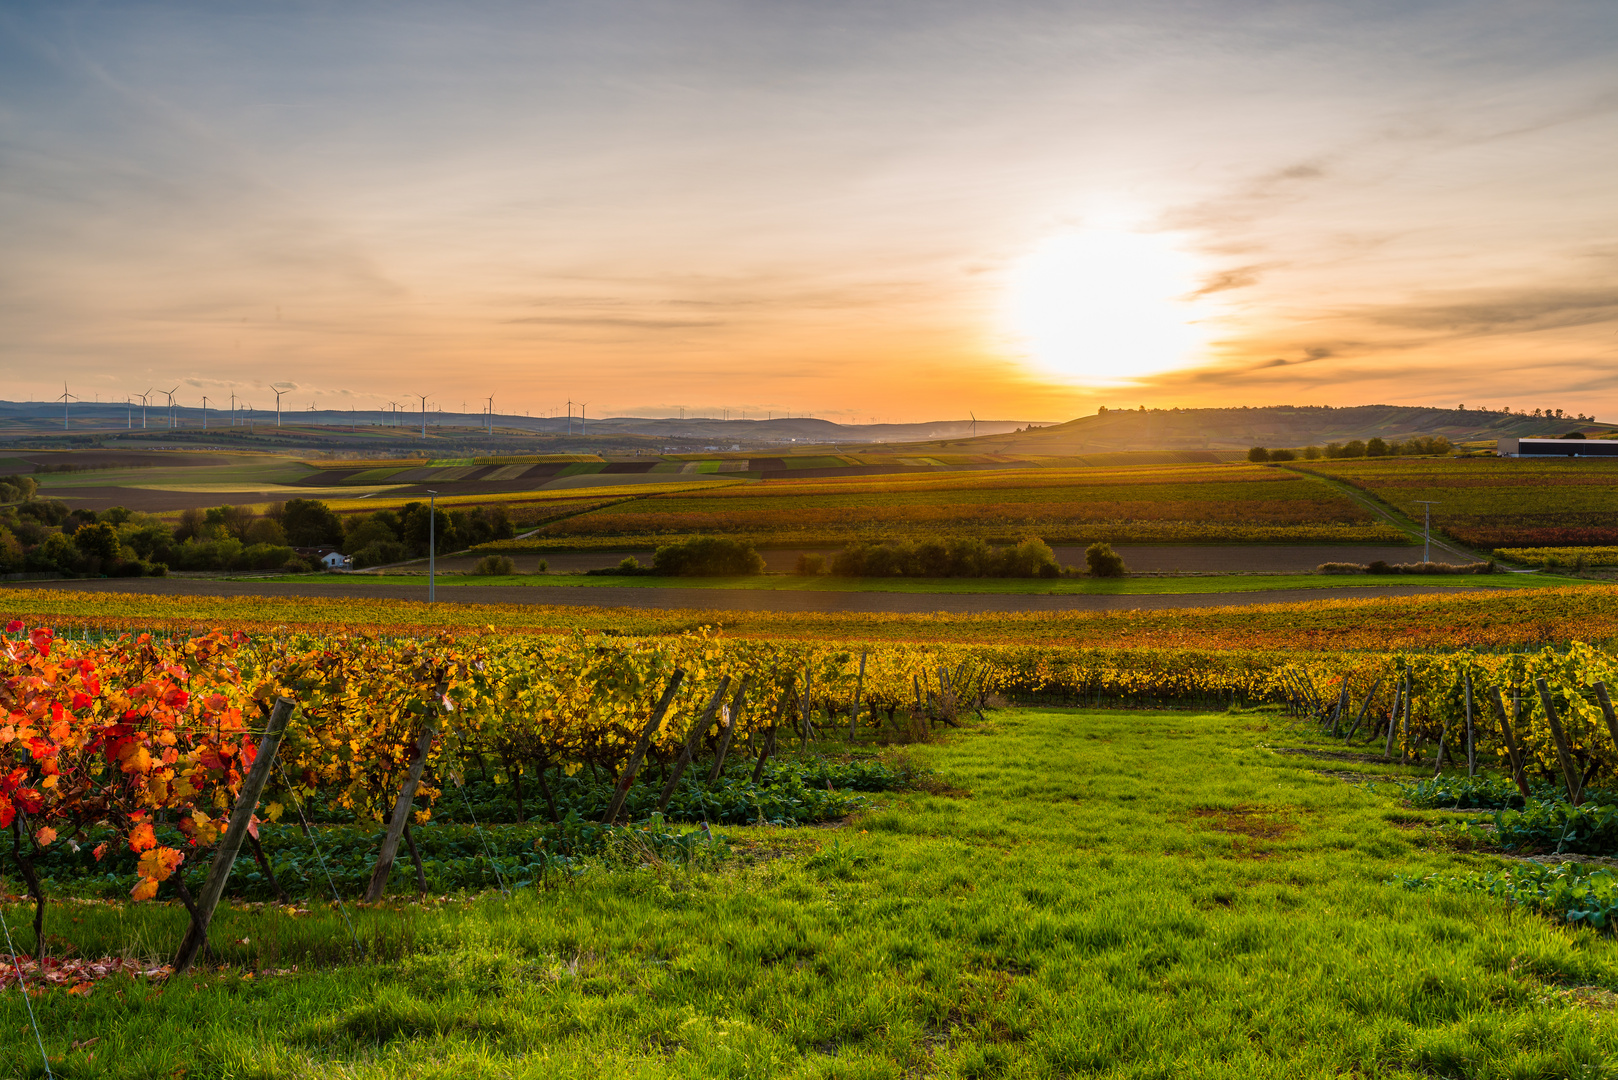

{"left": 417, "top": 543, "right": 1432, "bottom": 576}
{"left": 349, "top": 570, "right": 1578, "bottom": 596}
{"left": 1296, "top": 456, "right": 1618, "bottom": 549}
{"left": 6, "top": 705, "right": 1616, "bottom": 1078}
{"left": 5, "top": 583, "right": 1618, "bottom": 649}
{"left": 517, "top": 463, "right": 1406, "bottom": 548}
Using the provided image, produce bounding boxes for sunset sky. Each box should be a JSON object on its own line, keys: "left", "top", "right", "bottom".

{"left": 2, "top": 1, "right": 1615, "bottom": 424}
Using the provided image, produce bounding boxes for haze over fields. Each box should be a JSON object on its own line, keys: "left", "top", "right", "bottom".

{"left": 2, "top": 2, "right": 1615, "bottom": 420}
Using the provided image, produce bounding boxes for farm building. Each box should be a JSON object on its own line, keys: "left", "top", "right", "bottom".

{"left": 294, "top": 546, "right": 353, "bottom": 569}
{"left": 1497, "top": 437, "right": 1618, "bottom": 458}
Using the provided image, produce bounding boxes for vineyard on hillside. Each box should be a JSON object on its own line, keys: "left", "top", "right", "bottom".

{"left": 510, "top": 463, "right": 1404, "bottom": 548}
{"left": 1298, "top": 457, "right": 1618, "bottom": 548}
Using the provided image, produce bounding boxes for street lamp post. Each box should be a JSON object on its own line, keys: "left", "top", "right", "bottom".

{"left": 427, "top": 490, "right": 438, "bottom": 603}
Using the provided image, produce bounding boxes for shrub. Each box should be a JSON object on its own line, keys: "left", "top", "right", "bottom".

{"left": 1365, "top": 437, "right": 1388, "bottom": 457}
{"left": 1085, "top": 542, "right": 1127, "bottom": 577}
{"left": 829, "top": 536, "right": 1058, "bottom": 578}
{"left": 651, "top": 537, "right": 765, "bottom": 576}
{"left": 617, "top": 556, "right": 642, "bottom": 573}
{"left": 281, "top": 556, "right": 315, "bottom": 574}
{"left": 536, "top": 559, "right": 549, "bottom": 572}
{"left": 1317, "top": 562, "right": 1368, "bottom": 574}
{"left": 1268, "top": 448, "right": 1296, "bottom": 462}
{"left": 1247, "top": 446, "right": 1269, "bottom": 462}
{"left": 795, "top": 553, "right": 827, "bottom": 575}
{"left": 1303, "top": 446, "right": 1322, "bottom": 460}
{"left": 474, "top": 554, "right": 516, "bottom": 575}
{"left": 350, "top": 540, "right": 407, "bottom": 570}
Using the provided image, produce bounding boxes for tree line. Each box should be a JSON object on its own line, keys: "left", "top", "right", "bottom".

{"left": 1248, "top": 436, "right": 1454, "bottom": 462}
{"left": 0, "top": 481, "right": 516, "bottom": 577}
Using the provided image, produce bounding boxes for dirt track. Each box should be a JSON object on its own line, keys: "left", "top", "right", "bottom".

{"left": 3, "top": 576, "right": 1479, "bottom": 614}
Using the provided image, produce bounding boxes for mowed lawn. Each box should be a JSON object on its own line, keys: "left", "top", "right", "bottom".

{"left": 6, "top": 708, "right": 1616, "bottom": 1078}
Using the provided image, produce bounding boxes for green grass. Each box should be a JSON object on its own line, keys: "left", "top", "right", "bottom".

{"left": 250, "top": 571, "right": 1587, "bottom": 595}
{"left": 6, "top": 707, "right": 1618, "bottom": 1077}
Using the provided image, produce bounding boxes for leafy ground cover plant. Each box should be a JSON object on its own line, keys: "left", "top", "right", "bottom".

{"left": 1396, "top": 860, "right": 1618, "bottom": 931}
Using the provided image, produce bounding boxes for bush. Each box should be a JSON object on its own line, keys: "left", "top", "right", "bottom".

{"left": 350, "top": 540, "right": 408, "bottom": 569}
{"left": 829, "top": 536, "right": 1059, "bottom": 578}
{"left": 1317, "top": 562, "right": 1368, "bottom": 574}
{"left": 536, "top": 559, "right": 549, "bottom": 573}
{"left": 281, "top": 556, "right": 315, "bottom": 574}
{"left": 651, "top": 537, "right": 765, "bottom": 576}
{"left": 1367, "top": 560, "right": 1495, "bottom": 575}
{"left": 1303, "top": 446, "right": 1322, "bottom": 460}
{"left": 795, "top": 553, "right": 827, "bottom": 575}
{"left": 474, "top": 554, "right": 516, "bottom": 575}
{"left": 1247, "top": 446, "right": 1269, "bottom": 462}
{"left": 1268, "top": 448, "right": 1296, "bottom": 462}
{"left": 1086, "top": 542, "right": 1128, "bottom": 577}
{"left": 617, "top": 556, "right": 642, "bottom": 573}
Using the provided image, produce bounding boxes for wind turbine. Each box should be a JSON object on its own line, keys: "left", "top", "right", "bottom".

{"left": 565, "top": 399, "right": 574, "bottom": 436}
{"left": 139, "top": 389, "right": 152, "bottom": 429}
{"left": 201, "top": 395, "right": 210, "bottom": 430}
{"left": 970, "top": 411, "right": 977, "bottom": 437}
{"left": 486, "top": 394, "right": 494, "bottom": 435}
{"left": 229, "top": 390, "right": 236, "bottom": 427}
{"left": 272, "top": 386, "right": 288, "bottom": 428}
{"left": 56, "top": 382, "right": 77, "bottom": 430}
{"left": 416, "top": 393, "right": 430, "bottom": 438}
{"left": 386, "top": 400, "right": 398, "bottom": 428}
{"left": 576, "top": 402, "right": 588, "bottom": 437}
{"left": 163, "top": 387, "right": 179, "bottom": 429}
{"left": 126, "top": 397, "right": 133, "bottom": 429}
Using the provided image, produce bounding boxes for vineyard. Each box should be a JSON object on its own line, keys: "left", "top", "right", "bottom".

{"left": 507, "top": 463, "right": 1404, "bottom": 548}
{"left": 10, "top": 615, "right": 1618, "bottom": 1075}
{"left": 1297, "top": 456, "right": 1618, "bottom": 548}
{"left": 9, "top": 583, "right": 1618, "bottom": 650}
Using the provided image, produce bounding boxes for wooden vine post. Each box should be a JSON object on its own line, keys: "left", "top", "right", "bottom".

{"left": 1464, "top": 669, "right": 1476, "bottom": 777}
{"left": 1592, "top": 682, "right": 1618, "bottom": 753}
{"left": 602, "top": 670, "right": 686, "bottom": 825}
{"left": 1383, "top": 677, "right": 1404, "bottom": 761}
{"left": 849, "top": 649, "right": 867, "bottom": 741}
{"left": 655, "top": 674, "right": 730, "bottom": 811}
{"left": 1488, "top": 687, "right": 1531, "bottom": 797}
{"left": 364, "top": 706, "right": 443, "bottom": 903}
{"left": 708, "top": 676, "right": 751, "bottom": 782}
{"left": 1343, "top": 676, "right": 1382, "bottom": 743}
{"left": 173, "top": 696, "right": 296, "bottom": 973}
{"left": 1535, "top": 678, "right": 1584, "bottom": 806}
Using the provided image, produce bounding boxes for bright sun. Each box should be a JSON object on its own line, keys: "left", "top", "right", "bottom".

{"left": 1006, "top": 227, "right": 1207, "bottom": 384}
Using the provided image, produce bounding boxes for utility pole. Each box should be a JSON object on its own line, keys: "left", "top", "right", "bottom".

{"left": 427, "top": 490, "right": 438, "bottom": 603}
{"left": 1412, "top": 501, "right": 1439, "bottom": 563}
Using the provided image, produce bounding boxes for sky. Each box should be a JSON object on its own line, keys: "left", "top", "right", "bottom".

{"left": 2, "top": 0, "right": 1615, "bottom": 424}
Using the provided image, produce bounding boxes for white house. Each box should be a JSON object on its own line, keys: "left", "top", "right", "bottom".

{"left": 319, "top": 550, "right": 351, "bottom": 570}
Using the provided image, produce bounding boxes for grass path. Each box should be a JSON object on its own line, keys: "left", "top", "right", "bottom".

{"left": 5, "top": 709, "right": 1618, "bottom": 1077}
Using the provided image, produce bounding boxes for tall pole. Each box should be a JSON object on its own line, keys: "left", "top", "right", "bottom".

{"left": 1411, "top": 500, "right": 1439, "bottom": 563}
{"left": 201, "top": 395, "right": 209, "bottom": 430}
{"left": 427, "top": 490, "right": 437, "bottom": 603}
{"left": 418, "top": 393, "right": 428, "bottom": 438}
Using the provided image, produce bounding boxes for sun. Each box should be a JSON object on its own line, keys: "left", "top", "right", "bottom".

{"left": 1005, "top": 227, "right": 1207, "bottom": 384}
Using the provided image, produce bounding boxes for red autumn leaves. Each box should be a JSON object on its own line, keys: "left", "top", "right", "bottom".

{"left": 1, "top": 624, "right": 250, "bottom": 901}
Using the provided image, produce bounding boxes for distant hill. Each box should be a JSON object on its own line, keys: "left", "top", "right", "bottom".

{"left": 889, "top": 405, "right": 1616, "bottom": 456}
{"left": 0, "top": 400, "right": 1029, "bottom": 452}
